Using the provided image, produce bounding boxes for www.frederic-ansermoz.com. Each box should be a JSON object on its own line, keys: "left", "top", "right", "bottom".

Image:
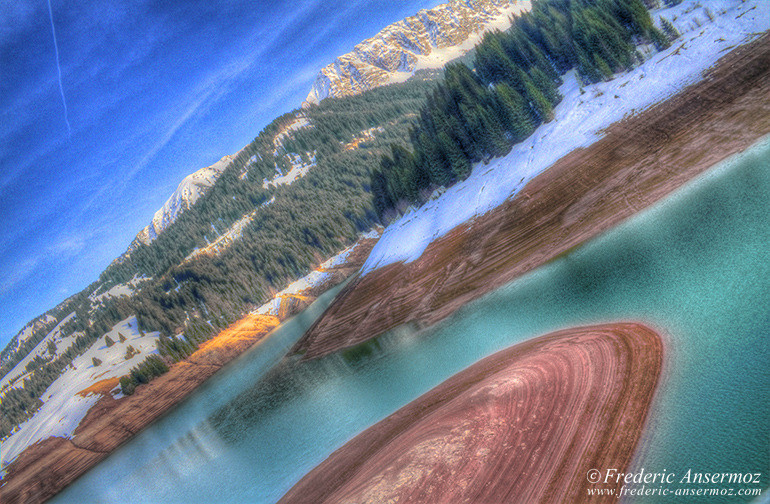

{"left": 585, "top": 468, "right": 764, "bottom": 500}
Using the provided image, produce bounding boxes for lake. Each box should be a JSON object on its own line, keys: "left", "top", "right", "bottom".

{"left": 54, "top": 137, "right": 770, "bottom": 503}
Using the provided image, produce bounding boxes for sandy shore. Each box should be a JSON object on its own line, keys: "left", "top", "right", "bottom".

{"left": 280, "top": 323, "right": 662, "bottom": 504}
{"left": 0, "top": 237, "right": 377, "bottom": 504}
{"left": 293, "top": 33, "right": 770, "bottom": 359}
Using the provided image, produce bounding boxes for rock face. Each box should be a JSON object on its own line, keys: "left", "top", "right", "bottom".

{"left": 280, "top": 323, "right": 663, "bottom": 504}
{"left": 305, "top": 0, "right": 530, "bottom": 104}
{"left": 128, "top": 154, "right": 235, "bottom": 251}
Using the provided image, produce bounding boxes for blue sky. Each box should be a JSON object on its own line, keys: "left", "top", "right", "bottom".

{"left": 0, "top": 0, "right": 443, "bottom": 348}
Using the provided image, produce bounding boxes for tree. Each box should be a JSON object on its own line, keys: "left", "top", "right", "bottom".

{"left": 120, "top": 376, "right": 135, "bottom": 395}
{"left": 524, "top": 80, "right": 554, "bottom": 122}
{"left": 438, "top": 132, "right": 470, "bottom": 179}
{"left": 495, "top": 83, "right": 535, "bottom": 142}
{"left": 119, "top": 332, "right": 127, "bottom": 343}
{"left": 593, "top": 53, "right": 614, "bottom": 81}
{"left": 105, "top": 335, "right": 115, "bottom": 347}
{"left": 92, "top": 357, "right": 102, "bottom": 367}
{"left": 659, "top": 16, "right": 680, "bottom": 41}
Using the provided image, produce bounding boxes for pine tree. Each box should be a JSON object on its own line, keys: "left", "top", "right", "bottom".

{"left": 495, "top": 83, "right": 534, "bottom": 142}
{"left": 120, "top": 376, "right": 135, "bottom": 395}
{"left": 92, "top": 357, "right": 102, "bottom": 367}
{"left": 105, "top": 335, "right": 114, "bottom": 347}
{"left": 650, "top": 26, "right": 671, "bottom": 50}
{"left": 659, "top": 16, "right": 680, "bottom": 41}
{"left": 593, "top": 53, "right": 614, "bottom": 81}
{"left": 529, "top": 67, "right": 560, "bottom": 106}
{"left": 438, "top": 132, "right": 470, "bottom": 179}
{"left": 524, "top": 79, "right": 554, "bottom": 123}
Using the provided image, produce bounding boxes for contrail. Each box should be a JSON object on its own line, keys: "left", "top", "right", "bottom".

{"left": 46, "top": 0, "right": 71, "bottom": 136}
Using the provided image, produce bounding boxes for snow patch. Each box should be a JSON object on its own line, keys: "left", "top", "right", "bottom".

{"left": 0, "top": 313, "right": 77, "bottom": 393}
{"left": 362, "top": 0, "right": 768, "bottom": 274}
{"left": 88, "top": 275, "right": 148, "bottom": 308}
{"left": 0, "top": 316, "right": 160, "bottom": 470}
{"left": 263, "top": 152, "right": 317, "bottom": 189}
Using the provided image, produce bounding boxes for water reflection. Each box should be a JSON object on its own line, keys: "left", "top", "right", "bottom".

{"left": 55, "top": 138, "right": 770, "bottom": 504}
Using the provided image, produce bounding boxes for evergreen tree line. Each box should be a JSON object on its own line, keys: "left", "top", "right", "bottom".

{"left": 372, "top": 0, "right": 671, "bottom": 219}
{"left": 119, "top": 356, "right": 169, "bottom": 395}
{"left": 2, "top": 73, "right": 439, "bottom": 436}
{"left": 0, "top": 293, "right": 84, "bottom": 379}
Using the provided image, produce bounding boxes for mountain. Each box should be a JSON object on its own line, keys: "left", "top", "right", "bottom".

{"left": 127, "top": 0, "right": 529, "bottom": 255}
{"left": 0, "top": 314, "right": 54, "bottom": 367}
{"left": 305, "top": 0, "right": 531, "bottom": 104}
{"left": 128, "top": 154, "right": 236, "bottom": 252}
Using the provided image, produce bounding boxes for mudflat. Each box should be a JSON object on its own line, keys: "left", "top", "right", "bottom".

{"left": 280, "top": 323, "right": 663, "bottom": 504}
{"left": 0, "top": 237, "right": 377, "bottom": 504}
{"left": 294, "top": 34, "right": 770, "bottom": 359}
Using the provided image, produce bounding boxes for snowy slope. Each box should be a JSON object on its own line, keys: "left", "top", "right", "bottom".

{"left": 0, "top": 317, "right": 160, "bottom": 470}
{"left": 263, "top": 153, "right": 317, "bottom": 189}
{"left": 1, "top": 314, "right": 56, "bottom": 366}
{"left": 0, "top": 313, "right": 76, "bottom": 393}
{"left": 88, "top": 275, "right": 149, "bottom": 310}
{"left": 362, "top": 0, "right": 769, "bottom": 274}
{"left": 132, "top": 155, "right": 235, "bottom": 248}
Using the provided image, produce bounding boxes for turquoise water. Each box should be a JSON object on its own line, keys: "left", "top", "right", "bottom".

{"left": 54, "top": 138, "right": 770, "bottom": 503}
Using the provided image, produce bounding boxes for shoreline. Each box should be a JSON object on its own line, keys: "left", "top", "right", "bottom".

{"left": 280, "top": 323, "right": 663, "bottom": 503}
{"left": 2, "top": 29, "right": 768, "bottom": 504}
{"left": 293, "top": 33, "right": 770, "bottom": 360}
{"left": 0, "top": 236, "right": 378, "bottom": 504}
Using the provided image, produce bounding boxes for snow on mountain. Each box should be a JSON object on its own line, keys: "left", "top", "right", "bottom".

{"left": 88, "top": 275, "right": 150, "bottom": 312}
{"left": 1, "top": 314, "right": 56, "bottom": 366}
{"left": 305, "top": 0, "right": 532, "bottom": 104}
{"left": 362, "top": 0, "right": 769, "bottom": 274}
{"left": 262, "top": 152, "right": 317, "bottom": 189}
{"left": 0, "top": 313, "right": 77, "bottom": 394}
{"left": 184, "top": 196, "right": 276, "bottom": 263}
{"left": 0, "top": 316, "right": 160, "bottom": 470}
{"left": 129, "top": 155, "right": 236, "bottom": 250}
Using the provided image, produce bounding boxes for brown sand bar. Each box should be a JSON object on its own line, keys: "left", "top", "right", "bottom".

{"left": 294, "top": 33, "right": 770, "bottom": 359}
{"left": 280, "top": 323, "right": 663, "bottom": 504}
{"left": 0, "top": 236, "right": 378, "bottom": 504}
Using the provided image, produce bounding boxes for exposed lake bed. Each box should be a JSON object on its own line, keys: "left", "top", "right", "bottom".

{"left": 50, "top": 134, "right": 770, "bottom": 503}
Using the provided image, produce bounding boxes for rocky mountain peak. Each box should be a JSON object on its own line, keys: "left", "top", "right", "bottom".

{"left": 305, "top": 0, "right": 531, "bottom": 104}
{"left": 126, "top": 154, "right": 236, "bottom": 253}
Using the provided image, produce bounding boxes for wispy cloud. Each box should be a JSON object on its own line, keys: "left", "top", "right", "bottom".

{"left": 0, "top": 230, "right": 90, "bottom": 296}
{"left": 84, "top": 0, "right": 329, "bottom": 208}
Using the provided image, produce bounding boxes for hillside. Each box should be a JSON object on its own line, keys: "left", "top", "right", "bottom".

{"left": 306, "top": 0, "right": 529, "bottom": 103}
{"left": 129, "top": 154, "right": 237, "bottom": 251}
{"left": 0, "top": 72, "right": 438, "bottom": 444}
{"left": 2, "top": 0, "right": 765, "bottom": 497}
